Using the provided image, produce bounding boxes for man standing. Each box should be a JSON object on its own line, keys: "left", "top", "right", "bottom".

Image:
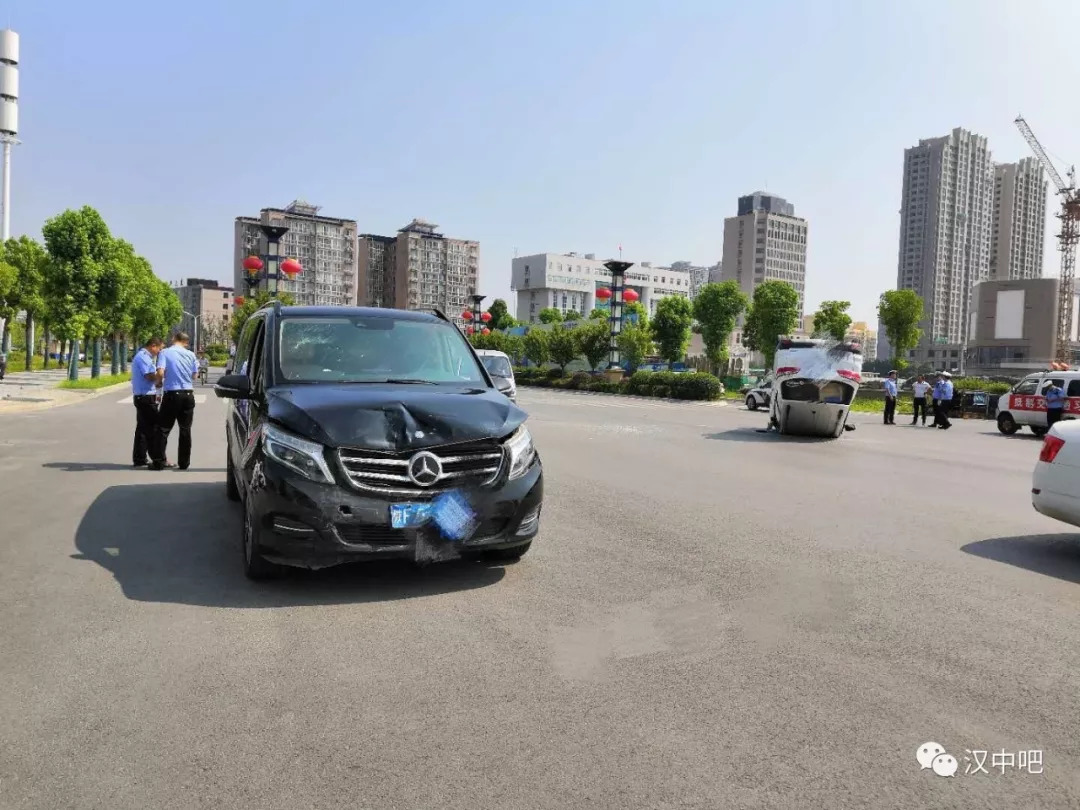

{"left": 911, "top": 374, "right": 931, "bottom": 426}
{"left": 1044, "top": 379, "right": 1066, "bottom": 429}
{"left": 153, "top": 331, "right": 198, "bottom": 470}
{"left": 883, "top": 370, "right": 898, "bottom": 425}
{"left": 131, "top": 337, "right": 164, "bottom": 468}
{"left": 934, "top": 372, "right": 954, "bottom": 430}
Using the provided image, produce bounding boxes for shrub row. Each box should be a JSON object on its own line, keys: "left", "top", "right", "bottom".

{"left": 512, "top": 367, "right": 724, "bottom": 401}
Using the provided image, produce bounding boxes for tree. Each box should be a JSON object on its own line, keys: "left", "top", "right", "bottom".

{"left": 692, "top": 281, "right": 748, "bottom": 374}
{"left": 485, "top": 298, "right": 517, "bottom": 331}
{"left": 812, "top": 300, "right": 853, "bottom": 341}
{"left": 563, "top": 310, "right": 582, "bottom": 322}
{"left": 537, "top": 307, "right": 563, "bottom": 324}
{"left": 3, "top": 236, "right": 48, "bottom": 369}
{"left": 588, "top": 308, "right": 607, "bottom": 320}
{"left": 878, "top": 289, "right": 924, "bottom": 369}
{"left": 575, "top": 319, "right": 610, "bottom": 370}
{"left": 547, "top": 324, "right": 579, "bottom": 372}
{"left": 617, "top": 322, "right": 653, "bottom": 372}
{"left": 41, "top": 206, "right": 116, "bottom": 380}
{"left": 742, "top": 280, "right": 800, "bottom": 369}
{"left": 650, "top": 295, "right": 694, "bottom": 365}
{"left": 522, "top": 328, "right": 550, "bottom": 366}
{"left": 230, "top": 289, "right": 295, "bottom": 344}
{"left": 92, "top": 238, "right": 141, "bottom": 377}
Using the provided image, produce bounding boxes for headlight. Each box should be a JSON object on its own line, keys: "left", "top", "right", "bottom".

{"left": 263, "top": 424, "right": 334, "bottom": 484}
{"left": 505, "top": 425, "right": 536, "bottom": 480}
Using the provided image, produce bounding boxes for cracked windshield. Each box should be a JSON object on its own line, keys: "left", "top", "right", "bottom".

{"left": 1, "top": 2, "right": 1078, "bottom": 809}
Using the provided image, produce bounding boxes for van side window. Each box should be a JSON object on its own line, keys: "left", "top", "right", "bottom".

{"left": 1067, "top": 380, "right": 1080, "bottom": 397}
{"left": 248, "top": 322, "right": 267, "bottom": 393}
{"left": 1014, "top": 378, "right": 1040, "bottom": 395}
{"left": 1043, "top": 378, "right": 1065, "bottom": 392}
{"left": 235, "top": 318, "right": 260, "bottom": 375}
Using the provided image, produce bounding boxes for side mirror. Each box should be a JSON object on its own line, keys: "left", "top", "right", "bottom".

{"left": 214, "top": 373, "right": 251, "bottom": 400}
{"left": 493, "top": 376, "right": 513, "bottom": 393}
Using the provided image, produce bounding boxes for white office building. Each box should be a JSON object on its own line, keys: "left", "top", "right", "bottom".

{"left": 510, "top": 252, "right": 691, "bottom": 323}
{"left": 991, "top": 157, "right": 1047, "bottom": 281}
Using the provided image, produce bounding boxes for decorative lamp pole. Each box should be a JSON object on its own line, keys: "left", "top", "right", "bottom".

{"left": 470, "top": 294, "right": 486, "bottom": 325}
{"left": 603, "top": 260, "right": 634, "bottom": 376}
{"left": 259, "top": 224, "right": 289, "bottom": 298}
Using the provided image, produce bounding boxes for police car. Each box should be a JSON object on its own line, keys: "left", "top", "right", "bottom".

{"left": 996, "top": 365, "right": 1080, "bottom": 437}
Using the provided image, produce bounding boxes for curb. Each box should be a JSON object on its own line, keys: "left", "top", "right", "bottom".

{"left": 0, "top": 379, "right": 131, "bottom": 413}
{"left": 519, "top": 385, "right": 727, "bottom": 406}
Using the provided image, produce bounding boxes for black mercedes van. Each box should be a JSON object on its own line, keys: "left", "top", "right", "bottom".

{"left": 214, "top": 303, "right": 543, "bottom": 580}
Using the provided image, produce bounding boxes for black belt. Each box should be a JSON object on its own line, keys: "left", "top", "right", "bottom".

{"left": 163, "top": 389, "right": 195, "bottom": 395}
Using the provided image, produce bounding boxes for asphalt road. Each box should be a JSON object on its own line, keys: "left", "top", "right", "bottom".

{"left": 1, "top": 384, "right": 1079, "bottom": 809}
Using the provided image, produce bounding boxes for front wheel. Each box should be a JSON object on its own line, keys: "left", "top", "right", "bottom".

{"left": 1030, "top": 426, "right": 1048, "bottom": 438}
{"left": 745, "top": 396, "right": 758, "bottom": 411}
{"left": 242, "top": 502, "right": 283, "bottom": 581}
{"left": 997, "top": 413, "right": 1019, "bottom": 435}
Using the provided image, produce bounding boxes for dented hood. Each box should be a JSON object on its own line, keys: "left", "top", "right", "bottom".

{"left": 266, "top": 383, "right": 526, "bottom": 451}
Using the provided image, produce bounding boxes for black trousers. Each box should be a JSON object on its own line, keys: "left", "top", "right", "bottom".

{"left": 132, "top": 395, "right": 159, "bottom": 465}
{"left": 1047, "top": 408, "right": 1064, "bottom": 429}
{"left": 155, "top": 390, "right": 195, "bottom": 469}
{"left": 912, "top": 397, "right": 928, "bottom": 424}
{"left": 884, "top": 396, "right": 896, "bottom": 424}
{"left": 934, "top": 400, "right": 951, "bottom": 428}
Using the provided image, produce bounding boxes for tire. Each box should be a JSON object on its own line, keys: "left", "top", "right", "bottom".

{"left": 486, "top": 541, "right": 532, "bottom": 561}
{"left": 745, "top": 396, "right": 758, "bottom": 411}
{"left": 242, "top": 501, "right": 283, "bottom": 581}
{"left": 225, "top": 447, "right": 241, "bottom": 502}
{"left": 997, "top": 413, "right": 1019, "bottom": 435}
{"left": 1030, "top": 426, "right": 1048, "bottom": 437}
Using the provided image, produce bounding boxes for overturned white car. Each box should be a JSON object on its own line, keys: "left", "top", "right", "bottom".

{"left": 766, "top": 337, "right": 863, "bottom": 438}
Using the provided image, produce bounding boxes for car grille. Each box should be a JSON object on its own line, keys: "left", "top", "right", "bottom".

{"left": 337, "top": 440, "right": 504, "bottom": 495}
{"left": 335, "top": 524, "right": 411, "bottom": 546}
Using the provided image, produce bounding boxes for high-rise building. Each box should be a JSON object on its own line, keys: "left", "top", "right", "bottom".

{"left": 234, "top": 200, "right": 358, "bottom": 307}
{"left": 670, "top": 261, "right": 719, "bottom": 299}
{"left": 894, "top": 128, "right": 994, "bottom": 370}
{"left": 510, "top": 252, "right": 691, "bottom": 323}
{"left": 991, "top": 157, "right": 1047, "bottom": 281}
{"left": 719, "top": 192, "right": 808, "bottom": 319}
{"left": 172, "top": 278, "right": 235, "bottom": 351}
{"left": 357, "top": 219, "right": 479, "bottom": 321}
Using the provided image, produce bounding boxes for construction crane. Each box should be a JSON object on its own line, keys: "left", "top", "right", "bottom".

{"left": 1015, "top": 115, "right": 1080, "bottom": 364}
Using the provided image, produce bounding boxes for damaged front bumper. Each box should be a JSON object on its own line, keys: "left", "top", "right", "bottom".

{"left": 250, "top": 456, "right": 543, "bottom": 570}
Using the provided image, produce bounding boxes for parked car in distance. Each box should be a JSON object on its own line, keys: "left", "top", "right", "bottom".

{"left": 998, "top": 370, "right": 1080, "bottom": 437}
{"left": 475, "top": 349, "right": 516, "bottom": 401}
{"left": 1032, "top": 420, "right": 1080, "bottom": 528}
{"left": 215, "top": 304, "right": 543, "bottom": 580}
{"left": 744, "top": 373, "right": 773, "bottom": 410}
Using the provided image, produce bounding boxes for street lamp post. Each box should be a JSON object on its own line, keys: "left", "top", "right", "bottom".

{"left": 602, "top": 260, "right": 634, "bottom": 376}
{"left": 470, "top": 294, "right": 486, "bottom": 325}
{"left": 183, "top": 310, "right": 200, "bottom": 353}
{"left": 259, "top": 224, "right": 289, "bottom": 298}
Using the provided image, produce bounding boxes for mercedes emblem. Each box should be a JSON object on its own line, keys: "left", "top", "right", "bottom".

{"left": 407, "top": 451, "right": 443, "bottom": 487}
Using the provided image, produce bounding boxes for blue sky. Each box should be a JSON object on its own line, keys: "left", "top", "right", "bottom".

{"left": 7, "top": 0, "right": 1079, "bottom": 323}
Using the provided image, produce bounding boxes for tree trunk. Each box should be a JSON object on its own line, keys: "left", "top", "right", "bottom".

{"left": 91, "top": 337, "right": 102, "bottom": 378}
{"left": 120, "top": 337, "right": 128, "bottom": 373}
{"left": 68, "top": 339, "right": 80, "bottom": 381}
{"left": 110, "top": 334, "right": 120, "bottom": 375}
{"left": 42, "top": 325, "right": 50, "bottom": 369}
{"left": 1, "top": 320, "right": 10, "bottom": 354}
{"left": 24, "top": 315, "right": 34, "bottom": 371}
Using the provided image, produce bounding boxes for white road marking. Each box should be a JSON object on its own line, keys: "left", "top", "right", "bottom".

{"left": 117, "top": 394, "right": 207, "bottom": 404}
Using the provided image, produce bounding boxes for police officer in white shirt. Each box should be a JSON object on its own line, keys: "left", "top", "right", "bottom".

{"left": 910, "top": 374, "right": 931, "bottom": 426}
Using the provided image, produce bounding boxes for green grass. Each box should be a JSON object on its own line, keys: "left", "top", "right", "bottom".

{"left": 3, "top": 351, "right": 92, "bottom": 372}
{"left": 57, "top": 372, "right": 131, "bottom": 390}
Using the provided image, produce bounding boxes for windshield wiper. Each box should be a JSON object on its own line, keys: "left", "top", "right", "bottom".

{"left": 382, "top": 378, "right": 437, "bottom": 385}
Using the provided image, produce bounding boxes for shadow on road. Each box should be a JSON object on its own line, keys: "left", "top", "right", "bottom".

{"left": 962, "top": 534, "right": 1080, "bottom": 585}
{"left": 702, "top": 429, "right": 835, "bottom": 444}
{"left": 72, "top": 482, "right": 506, "bottom": 607}
{"left": 44, "top": 462, "right": 226, "bottom": 473}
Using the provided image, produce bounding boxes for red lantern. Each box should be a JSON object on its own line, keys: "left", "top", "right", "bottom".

{"left": 280, "top": 258, "right": 302, "bottom": 278}
{"left": 466, "top": 326, "right": 475, "bottom": 335}
{"left": 595, "top": 287, "right": 612, "bottom": 300}
{"left": 482, "top": 328, "right": 491, "bottom": 335}
{"left": 481, "top": 311, "right": 492, "bottom": 322}
{"left": 234, "top": 296, "right": 245, "bottom": 307}
{"left": 462, "top": 311, "right": 473, "bottom": 320}
{"left": 623, "top": 288, "right": 640, "bottom": 303}
{"left": 243, "top": 255, "right": 263, "bottom": 275}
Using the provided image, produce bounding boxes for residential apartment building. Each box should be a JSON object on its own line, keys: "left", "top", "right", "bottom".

{"left": 172, "top": 278, "right": 234, "bottom": 351}
{"left": 509, "top": 252, "right": 691, "bottom": 323}
{"left": 357, "top": 219, "right": 479, "bottom": 320}
{"left": 892, "top": 128, "right": 994, "bottom": 369}
{"left": 719, "top": 192, "right": 808, "bottom": 319}
{"left": 670, "top": 260, "right": 718, "bottom": 299}
{"left": 234, "top": 200, "right": 358, "bottom": 307}
{"left": 991, "top": 157, "right": 1047, "bottom": 281}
